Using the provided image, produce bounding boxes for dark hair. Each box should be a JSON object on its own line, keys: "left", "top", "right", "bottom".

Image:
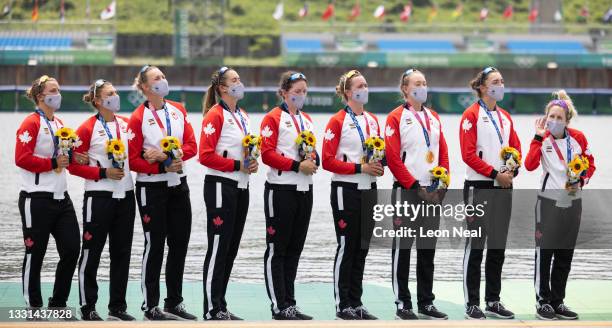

{"left": 470, "top": 66, "right": 499, "bottom": 98}
{"left": 26, "top": 75, "right": 57, "bottom": 105}
{"left": 399, "top": 68, "right": 423, "bottom": 98}
{"left": 83, "top": 79, "right": 111, "bottom": 109}
{"left": 203, "top": 66, "right": 235, "bottom": 114}
{"left": 277, "top": 71, "right": 307, "bottom": 99}
{"left": 335, "top": 70, "right": 362, "bottom": 102}
{"left": 132, "top": 64, "right": 158, "bottom": 93}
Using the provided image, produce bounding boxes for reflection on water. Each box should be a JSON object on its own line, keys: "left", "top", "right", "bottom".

{"left": 0, "top": 112, "right": 610, "bottom": 283}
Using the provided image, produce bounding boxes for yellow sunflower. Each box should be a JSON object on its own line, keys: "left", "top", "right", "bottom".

{"left": 55, "top": 127, "right": 75, "bottom": 140}
{"left": 569, "top": 155, "right": 589, "bottom": 175}
{"left": 372, "top": 137, "right": 385, "bottom": 151}
{"left": 242, "top": 134, "right": 253, "bottom": 147}
{"left": 500, "top": 146, "right": 522, "bottom": 166}
{"left": 431, "top": 166, "right": 450, "bottom": 186}
{"left": 160, "top": 136, "right": 180, "bottom": 152}
{"left": 106, "top": 139, "right": 125, "bottom": 155}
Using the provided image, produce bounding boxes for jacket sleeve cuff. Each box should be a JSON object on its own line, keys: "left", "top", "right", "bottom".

{"left": 489, "top": 169, "right": 499, "bottom": 179}
{"left": 534, "top": 134, "right": 544, "bottom": 142}
{"left": 410, "top": 180, "right": 420, "bottom": 190}
{"left": 355, "top": 163, "right": 361, "bottom": 174}
{"left": 51, "top": 158, "right": 58, "bottom": 169}
{"left": 99, "top": 168, "right": 107, "bottom": 179}
{"left": 513, "top": 168, "right": 520, "bottom": 177}
{"left": 158, "top": 162, "right": 166, "bottom": 174}
{"left": 291, "top": 160, "right": 301, "bottom": 173}
{"left": 233, "top": 160, "right": 241, "bottom": 172}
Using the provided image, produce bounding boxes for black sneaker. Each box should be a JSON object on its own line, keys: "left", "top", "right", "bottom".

{"left": 536, "top": 304, "right": 556, "bottom": 320}
{"left": 396, "top": 308, "right": 418, "bottom": 320}
{"left": 80, "top": 308, "right": 103, "bottom": 321}
{"left": 354, "top": 306, "right": 377, "bottom": 320}
{"left": 206, "top": 310, "right": 232, "bottom": 320}
{"left": 485, "top": 301, "right": 514, "bottom": 319}
{"left": 272, "top": 306, "right": 300, "bottom": 320}
{"left": 144, "top": 307, "right": 176, "bottom": 320}
{"left": 48, "top": 298, "right": 78, "bottom": 321}
{"left": 164, "top": 303, "right": 197, "bottom": 321}
{"left": 227, "top": 311, "right": 243, "bottom": 320}
{"left": 107, "top": 310, "right": 136, "bottom": 321}
{"left": 418, "top": 304, "right": 448, "bottom": 320}
{"left": 555, "top": 304, "right": 578, "bottom": 320}
{"left": 336, "top": 307, "right": 360, "bottom": 320}
{"left": 465, "top": 305, "right": 486, "bottom": 320}
{"left": 294, "top": 307, "right": 313, "bottom": 320}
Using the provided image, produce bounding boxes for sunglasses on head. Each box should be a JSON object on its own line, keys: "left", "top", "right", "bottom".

{"left": 289, "top": 72, "right": 306, "bottom": 81}
{"left": 93, "top": 79, "right": 107, "bottom": 98}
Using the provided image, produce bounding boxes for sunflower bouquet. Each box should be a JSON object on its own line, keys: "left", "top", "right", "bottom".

{"left": 242, "top": 134, "right": 261, "bottom": 167}
{"left": 295, "top": 130, "right": 317, "bottom": 161}
{"left": 363, "top": 135, "right": 385, "bottom": 163}
{"left": 426, "top": 166, "right": 450, "bottom": 192}
{"left": 500, "top": 146, "right": 521, "bottom": 173}
{"left": 566, "top": 155, "right": 589, "bottom": 196}
{"left": 160, "top": 136, "right": 183, "bottom": 174}
{"left": 54, "top": 127, "right": 79, "bottom": 173}
{"left": 106, "top": 139, "right": 127, "bottom": 169}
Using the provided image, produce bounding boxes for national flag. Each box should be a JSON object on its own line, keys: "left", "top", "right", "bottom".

{"left": 554, "top": 9, "right": 562, "bottom": 22}
{"left": 348, "top": 2, "right": 360, "bottom": 21}
{"left": 322, "top": 3, "right": 334, "bottom": 21}
{"left": 399, "top": 4, "right": 411, "bottom": 22}
{"left": 31, "top": 0, "right": 38, "bottom": 22}
{"left": 298, "top": 3, "right": 308, "bottom": 18}
{"left": 100, "top": 0, "right": 116, "bottom": 20}
{"left": 502, "top": 4, "right": 513, "bottom": 20}
{"left": 579, "top": 6, "right": 589, "bottom": 19}
{"left": 1, "top": 2, "right": 12, "bottom": 19}
{"left": 479, "top": 7, "right": 488, "bottom": 21}
{"left": 373, "top": 5, "right": 384, "bottom": 19}
{"left": 272, "top": 2, "right": 283, "bottom": 20}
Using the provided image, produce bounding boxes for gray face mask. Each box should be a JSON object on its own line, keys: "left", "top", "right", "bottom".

{"left": 228, "top": 82, "right": 245, "bottom": 100}
{"left": 547, "top": 120, "right": 566, "bottom": 136}
{"left": 101, "top": 94, "right": 120, "bottom": 112}
{"left": 151, "top": 79, "right": 169, "bottom": 97}
{"left": 486, "top": 84, "right": 505, "bottom": 101}
{"left": 43, "top": 93, "right": 62, "bottom": 111}
{"left": 410, "top": 86, "right": 428, "bottom": 104}
{"left": 289, "top": 93, "right": 306, "bottom": 110}
{"left": 351, "top": 88, "right": 368, "bottom": 105}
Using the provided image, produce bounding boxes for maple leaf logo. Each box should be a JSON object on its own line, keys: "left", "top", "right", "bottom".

{"left": 24, "top": 237, "right": 34, "bottom": 248}
{"left": 203, "top": 123, "right": 216, "bottom": 136}
{"left": 18, "top": 131, "right": 32, "bottom": 144}
{"left": 212, "top": 216, "right": 224, "bottom": 227}
{"left": 126, "top": 129, "right": 135, "bottom": 141}
{"left": 267, "top": 226, "right": 276, "bottom": 236}
{"left": 143, "top": 214, "right": 151, "bottom": 224}
{"left": 261, "top": 125, "right": 273, "bottom": 138}
{"left": 324, "top": 128, "right": 335, "bottom": 141}
{"left": 337, "top": 219, "right": 347, "bottom": 229}
{"left": 462, "top": 118, "right": 473, "bottom": 133}
{"left": 385, "top": 126, "right": 395, "bottom": 137}
{"left": 83, "top": 231, "right": 93, "bottom": 241}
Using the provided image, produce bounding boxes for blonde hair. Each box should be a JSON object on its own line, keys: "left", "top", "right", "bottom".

{"left": 399, "top": 68, "right": 423, "bottom": 99}
{"left": 545, "top": 89, "right": 578, "bottom": 122}
{"left": 132, "top": 65, "right": 157, "bottom": 94}
{"left": 26, "top": 75, "right": 56, "bottom": 105}
{"left": 335, "top": 70, "right": 362, "bottom": 102}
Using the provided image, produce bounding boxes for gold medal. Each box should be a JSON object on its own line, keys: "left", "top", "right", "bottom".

{"left": 426, "top": 150, "right": 435, "bottom": 164}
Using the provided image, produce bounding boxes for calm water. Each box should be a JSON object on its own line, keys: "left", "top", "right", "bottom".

{"left": 0, "top": 111, "right": 610, "bottom": 283}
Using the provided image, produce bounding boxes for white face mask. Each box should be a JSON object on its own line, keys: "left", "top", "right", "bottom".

{"left": 289, "top": 93, "right": 306, "bottom": 110}
{"left": 151, "top": 79, "right": 169, "bottom": 97}
{"left": 101, "top": 94, "right": 120, "bottom": 112}
{"left": 43, "top": 93, "right": 62, "bottom": 111}
{"left": 351, "top": 88, "right": 368, "bottom": 105}
{"left": 228, "top": 82, "right": 245, "bottom": 100}
{"left": 547, "top": 120, "right": 566, "bottom": 136}
{"left": 486, "top": 84, "right": 505, "bottom": 101}
{"left": 410, "top": 86, "right": 428, "bottom": 104}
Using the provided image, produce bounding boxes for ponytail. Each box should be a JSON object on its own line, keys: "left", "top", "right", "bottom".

{"left": 546, "top": 89, "right": 578, "bottom": 122}
{"left": 203, "top": 67, "right": 234, "bottom": 115}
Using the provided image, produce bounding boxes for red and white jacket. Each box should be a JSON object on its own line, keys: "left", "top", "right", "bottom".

{"left": 260, "top": 106, "right": 316, "bottom": 191}
{"left": 128, "top": 100, "right": 197, "bottom": 186}
{"left": 322, "top": 108, "right": 380, "bottom": 190}
{"left": 199, "top": 102, "right": 251, "bottom": 189}
{"left": 459, "top": 102, "right": 521, "bottom": 182}
{"left": 385, "top": 105, "right": 449, "bottom": 189}
{"left": 68, "top": 115, "right": 134, "bottom": 198}
{"left": 15, "top": 112, "right": 68, "bottom": 199}
{"left": 524, "top": 128, "right": 595, "bottom": 196}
